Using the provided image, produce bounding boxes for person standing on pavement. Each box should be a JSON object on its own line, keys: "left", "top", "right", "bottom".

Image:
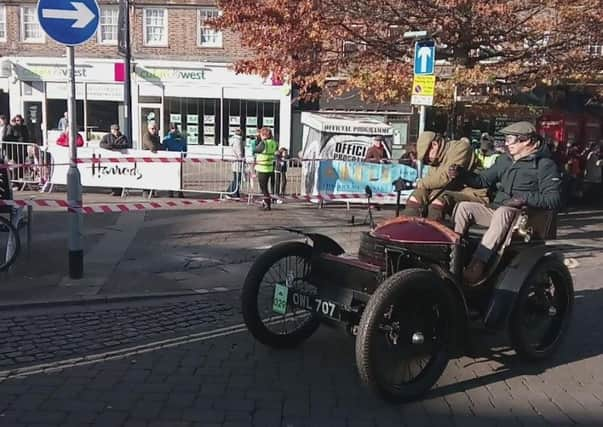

{"left": 0, "top": 115, "right": 11, "bottom": 143}
{"left": 142, "top": 121, "right": 162, "bottom": 197}
{"left": 57, "top": 112, "right": 68, "bottom": 132}
{"left": 449, "top": 121, "right": 561, "bottom": 284}
{"left": 254, "top": 127, "right": 279, "bottom": 210}
{"left": 142, "top": 121, "right": 162, "bottom": 153}
{"left": 100, "top": 124, "right": 130, "bottom": 196}
{"left": 162, "top": 123, "right": 186, "bottom": 198}
{"left": 226, "top": 128, "right": 244, "bottom": 199}
{"left": 364, "top": 136, "right": 387, "bottom": 163}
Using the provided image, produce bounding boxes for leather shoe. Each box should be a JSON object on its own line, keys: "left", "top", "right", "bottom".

{"left": 463, "top": 259, "right": 486, "bottom": 286}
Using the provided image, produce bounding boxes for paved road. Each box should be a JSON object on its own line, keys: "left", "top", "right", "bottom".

{"left": 1, "top": 268, "right": 602, "bottom": 427}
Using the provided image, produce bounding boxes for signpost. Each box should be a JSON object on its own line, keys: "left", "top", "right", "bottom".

{"left": 411, "top": 39, "right": 436, "bottom": 134}
{"left": 37, "top": 0, "right": 100, "bottom": 279}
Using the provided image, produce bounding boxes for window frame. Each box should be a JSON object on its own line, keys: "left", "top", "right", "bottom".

{"left": 0, "top": 5, "right": 7, "bottom": 42}
{"left": 197, "top": 7, "right": 222, "bottom": 48}
{"left": 143, "top": 7, "right": 168, "bottom": 47}
{"left": 21, "top": 5, "right": 45, "bottom": 43}
{"left": 97, "top": 5, "right": 119, "bottom": 45}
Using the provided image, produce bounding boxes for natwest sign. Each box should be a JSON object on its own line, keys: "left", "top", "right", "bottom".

{"left": 12, "top": 59, "right": 119, "bottom": 82}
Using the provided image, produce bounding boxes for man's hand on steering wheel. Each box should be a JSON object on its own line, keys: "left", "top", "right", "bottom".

{"left": 503, "top": 197, "right": 527, "bottom": 208}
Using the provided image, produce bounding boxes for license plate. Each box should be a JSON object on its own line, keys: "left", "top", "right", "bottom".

{"left": 290, "top": 291, "right": 340, "bottom": 319}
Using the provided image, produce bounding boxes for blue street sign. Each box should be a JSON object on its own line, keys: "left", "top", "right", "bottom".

{"left": 37, "top": 0, "right": 99, "bottom": 46}
{"left": 414, "top": 40, "right": 436, "bottom": 75}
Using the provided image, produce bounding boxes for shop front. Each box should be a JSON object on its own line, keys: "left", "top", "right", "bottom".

{"left": 5, "top": 57, "right": 125, "bottom": 146}
{"left": 134, "top": 61, "right": 291, "bottom": 156}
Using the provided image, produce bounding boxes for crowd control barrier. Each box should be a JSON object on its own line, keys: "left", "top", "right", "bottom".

{"left": 1, "top": 142, "right": 51, "bottom": 190}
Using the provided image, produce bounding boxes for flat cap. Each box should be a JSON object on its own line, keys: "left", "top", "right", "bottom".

{"left": 499, "top": 121, "right": 536, "bottom": 136}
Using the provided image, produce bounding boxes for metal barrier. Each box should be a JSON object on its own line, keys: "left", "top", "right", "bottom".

{"left": 181, "top": 156, "right": 244, "bottom": 197}
{"left": 1, "top": 142, "right": 50, "bottom": 191}
{"left": 243, "top": 158, "right": 304, "bottom": 204}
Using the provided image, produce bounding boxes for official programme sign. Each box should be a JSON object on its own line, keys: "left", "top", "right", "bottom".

{"left": 37, "top": 0, "right": 100, "bottom": 46}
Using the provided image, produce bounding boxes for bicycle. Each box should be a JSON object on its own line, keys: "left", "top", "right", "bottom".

{"left": 0, "top": 207, "right": 21, "bottom": 271}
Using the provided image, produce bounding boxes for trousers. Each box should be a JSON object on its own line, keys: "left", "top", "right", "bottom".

{"left": 402, "top": 187, "right": 488, "bottom": 221}
{"left": 257, "top": 171, "right": 272, "bottom": 206}
{"left": 453, "top": 202, "right": 519, "bottom": 262}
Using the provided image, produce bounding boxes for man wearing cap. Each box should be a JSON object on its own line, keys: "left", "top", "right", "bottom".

{"left": 449, "top": 121, "right": 561, "bottom": 284}
{"left": 402, "top": 131, "right": 476, "bottom": 220}
{"left": 100, "top": 124, "right": 130, "bottom": 196}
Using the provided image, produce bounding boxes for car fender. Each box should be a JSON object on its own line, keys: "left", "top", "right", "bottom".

{"left": 280, "top": 227, "right": 345, "bottom": 255}
{"left": 484, "top": 245, "right": 563, "bottom": 331}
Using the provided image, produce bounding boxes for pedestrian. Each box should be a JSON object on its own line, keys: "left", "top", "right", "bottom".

{"left": 142, "top": 121, "right": 162, "bottom": 197}
{"left": 57, "top": 112, "right": 68, "bottom": 132}
{"left": 142, "top": 121, "right": 162, "bottom": 153}
{"left": 226, "top": 128, "right": 244, "bottom": 199}
{"left": 0, "top": 115, "right": 11, "bottom": 142}
{"left": 254, "top": 127, "right": 279, "bottom": 210}
{"left": 100, "top": 124, "right": 130, "bottom": 196}
{"left": 475, "top": 133, "right": 500, "bottom": 170}
{"left": 162, "top": 123, "right": 186, "bottom": 198}
{"left": 364, "top": 136, "right": 387, "bottom": 163}
{"left": 274, "top": 147, "right": 289, "bottom": 196}
{"left": 583, "top": 141, "right": 602, "bottom": 202}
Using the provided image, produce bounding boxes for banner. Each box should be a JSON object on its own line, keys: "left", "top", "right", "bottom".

{"left": 317, "top": 160, "right": 418, "bottom": 195}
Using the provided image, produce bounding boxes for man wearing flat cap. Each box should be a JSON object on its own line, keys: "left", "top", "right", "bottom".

{"left": 449, "top": 121, "right": 561, "bottom": 284}
{"left": 401, "top": 131, "right": 477, "bottom": 221}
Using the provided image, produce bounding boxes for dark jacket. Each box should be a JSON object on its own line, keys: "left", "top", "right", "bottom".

{"left": 100, "top": 132, "right": 129, "bottom": 150}
{"left": 142, "top": 131, "right": 162, "bottom": 153}
{"left": 464, "top": 144, "right": 561, "bottom": 210}
{"left": 6, "top": 124, "right": 29, "bottom": 143}
{"left": 162, "top": 131, "right": 187, "bottom": 152}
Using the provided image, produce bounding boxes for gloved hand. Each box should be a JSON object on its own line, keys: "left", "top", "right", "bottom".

{"left": 447, "top": 164, "right": 463, "bottom": 180}
{"left": 503, "top": 197, "right": 527, "bottom": 208}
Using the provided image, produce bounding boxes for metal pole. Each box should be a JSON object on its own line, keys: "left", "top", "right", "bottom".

{"left": 67, "top": 46, "right": 83, "bottom": 279}
{"left": 123, "top": 0, "right": 133, "bottom": 145}
{"left": 419, "top": 105, "right": 426, "bottom": 135}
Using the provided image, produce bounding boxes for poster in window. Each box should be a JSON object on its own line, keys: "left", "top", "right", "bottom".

{"left": 229, "top": 126, "right": 242, "bottom": 136}
{"left": 263, "top": 117, "right": 274, "bottom": 127}
{"left": 246, "top": 116, "right": 257, "bottom": 126}
{"left": 188, "top": 134, "right": 199, "bottom": 144}
{"left": 187, "top": 125, "right": 198, "bottom": 136}
{"left": 229, "top": 116, "right": 240, "bottom": 125}
{"left": 246, "top": 127, "right": 257, "bottom": 136}
{"left": 187, "top": 115, "right": 198, "bottom": 124}
{"left": 204, "top": 115, "right": 215, "bottom": 124}
{"left": 203, "top": 126, "right": 215, "bottom": 135}
{"left": 204, "top": 135, "right": 215, "bottom": 145}
{"left": 170, "top": 114, "right": 182, "bottom": 124}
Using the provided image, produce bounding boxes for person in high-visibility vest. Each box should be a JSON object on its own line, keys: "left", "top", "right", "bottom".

{"left": 254, "top": 127, "right": 279, "bottom": 210}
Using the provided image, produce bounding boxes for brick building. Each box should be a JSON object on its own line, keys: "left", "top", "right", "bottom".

{"left": 0, "top": 0, "right": 292, "bottom": 153}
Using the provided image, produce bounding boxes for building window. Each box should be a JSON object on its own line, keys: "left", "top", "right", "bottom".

{"left": 98, "top": 6, "right": 119, "bottom": 45}
{"left": 0, "top": 6, "right": 6, "bottom": 42}
{"left": 143, "top": 8, "right": 167, "bottom": 46}
{"left": 21, "top": 6, "right": 44, "bottom": 43}
{"left": 589, "top": 45, "right": 603, "bottom": 56}
{"left": 198, "top": 8, "right": 222, "bottom": 48}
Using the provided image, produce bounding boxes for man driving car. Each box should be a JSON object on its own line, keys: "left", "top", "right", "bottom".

{"left": 402, "top": 131, "right": 476, "bottom": 220}
{"left": 449, "top": 121, "right": 561, "bottom": 285}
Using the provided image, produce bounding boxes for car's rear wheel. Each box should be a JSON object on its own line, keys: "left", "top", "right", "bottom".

{"left": 509, "top": 256, "right": 574, "bottom": 361}
{"left": 242, "top": 241, "right": 320, "bottom": 348}
{"left": 356, "top": 269, "right": 458, "bottom": 402}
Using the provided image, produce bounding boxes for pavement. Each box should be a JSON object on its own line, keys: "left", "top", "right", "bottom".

{"left": 0, "top": 190, "right": 602, "bottom": 426}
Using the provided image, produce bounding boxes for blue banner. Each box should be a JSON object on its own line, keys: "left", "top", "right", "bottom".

{"left": 317, "top": 160, "right": 420, "bottom": 194}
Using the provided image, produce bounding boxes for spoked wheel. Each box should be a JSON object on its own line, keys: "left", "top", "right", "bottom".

{"left": 242, "top": 241, "right": 320, "bottom": 348}
{"left": 356, "top": 269, "right": 458, "bottom": 402}
{"left": 510, "top": 257, "right": 574, "bottom": 361}
{"left": 0, "top": 215, "right": 20, "bottom": 271}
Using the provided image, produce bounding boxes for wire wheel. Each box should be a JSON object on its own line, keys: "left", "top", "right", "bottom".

{"left": 242, "top": 241, "right": 320, "bottom": 348}
{"left": 356, "top": 269, "right": 457, "bottom": 402}
{"left": 510, "top": 256, "right": 574, "bottom": 361}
